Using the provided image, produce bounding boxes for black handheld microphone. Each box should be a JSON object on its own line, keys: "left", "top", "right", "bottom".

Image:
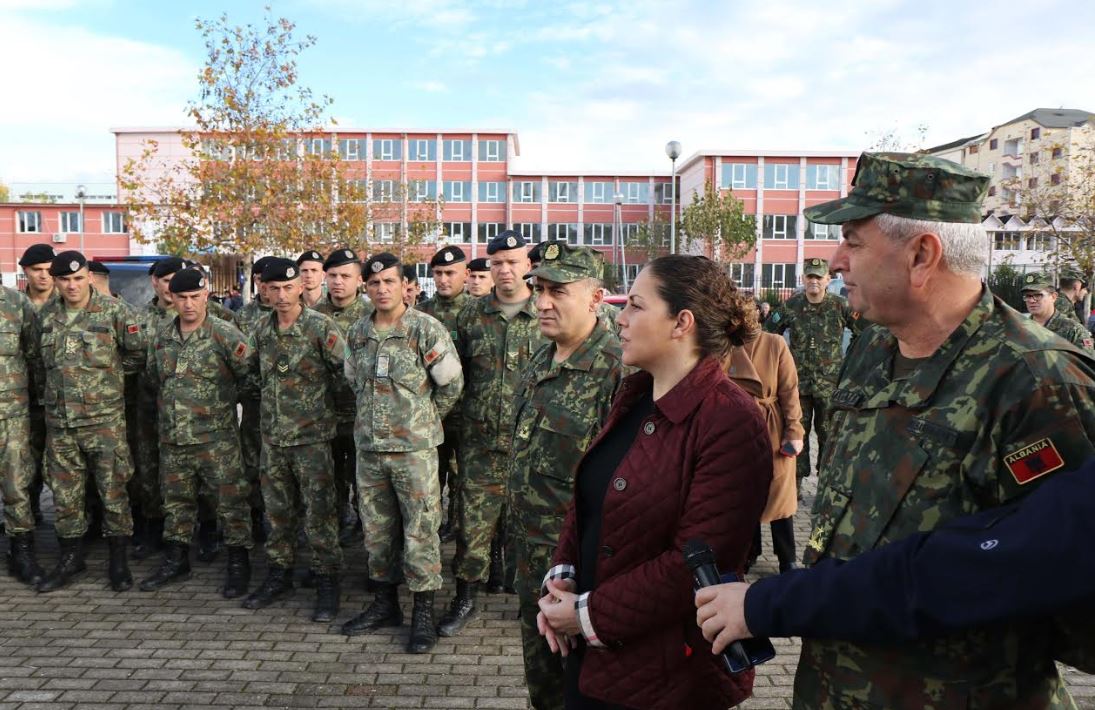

{"left": 683, "top": 538, "right": 776, "bottom": 674}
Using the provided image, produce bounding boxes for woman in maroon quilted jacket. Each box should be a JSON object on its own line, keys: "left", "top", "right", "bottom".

{"left": 537, "top": 255, "right": 773, "bottom": 709}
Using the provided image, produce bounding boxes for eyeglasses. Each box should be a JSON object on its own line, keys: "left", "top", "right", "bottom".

{"left": 1022, "top": 292, "right": 1049, "bottom": 301}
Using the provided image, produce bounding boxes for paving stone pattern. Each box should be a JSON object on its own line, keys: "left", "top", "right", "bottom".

{"left": 1, "top": 470, "right": 1090, "bottom": 708}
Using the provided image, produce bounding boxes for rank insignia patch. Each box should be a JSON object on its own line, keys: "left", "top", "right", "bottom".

{"left": 1004, "top": 438, "right": 1064, "bottom": 485}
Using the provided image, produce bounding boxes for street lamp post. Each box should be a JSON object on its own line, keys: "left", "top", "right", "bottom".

{"left": 665, "top": 141, "right": 681, "bottom": 255}
{"left": 75, "top": 184, "right": 87, "bottom": 254}
{"left": 614, "top": 192, "right": 630, "bottom": 292}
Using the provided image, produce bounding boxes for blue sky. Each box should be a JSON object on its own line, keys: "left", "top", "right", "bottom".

{"left": 3, "top": 0, "right": 1094, "bottom": 188}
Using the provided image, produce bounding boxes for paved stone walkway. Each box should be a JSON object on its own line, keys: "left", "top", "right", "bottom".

{"left": 0, "top": 477, "right": 1090, "bottom": 708}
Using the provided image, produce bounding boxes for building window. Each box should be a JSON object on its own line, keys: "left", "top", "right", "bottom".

{"left": 444, "top": 222, "right": 471, "bottom": 242}
{"left": 1003, "top": 138, "right": 1023, "bottom": 157}
{"left": 338, "top": 139, "right": 362, "bottom": 161}
{"left": 585, "top": 181, "right": 612, "bottom": 203}
{"left": 654, "top": 182, "right": 674, "bottom": 204}
{"left": 1052, "top": 147, "right": 1063, "bottom": 159}
{"left": 409, "top": 139, "right": 436, "bottom": 161}
{"left": 478, "top": 181, "right": 505, "bottom": 203}
{"left": 409, "top": 180, "right": 437, "bottom": 202}
{"left": 721, "top": 163, "right": 757, "bottom": 190}
{"left": 1028, "top": 177, "right": 1038, "bottom": 189}
{"left": 762, "top": 214, "right": 797, "bottom": 239}
{"left": 376, "top": 223, "right": 398, "bottom": 243}
{"left": 763, "top": 163, "right": 799, "bottom": 190}
{"left": 1001, "top": 164, "right": 1021, "bottom": 180}
{"left": 805, "top": 221, "right": 839, "bottom": 240}
{"left": 993, "top": 232, "right": 1020, "bottom": 250}
{"left": 989, "top": 138, "right": 998, "bottom": 150}
{"left": 307, "top": 138, "right": 332, "bottom": 156}
{"left": 622, "top": 182, "right": 649, "bottom": 203}
{"left": 968, "top": 144, "right": 979, "bottom": 154}
{"left": 618, "top": 223, "right": 639, "bottom": 245}
{"left": 478, "top": 139, "right": 504, "bottom": 162}
{"left": 514, "top": 181, "right": 540, "bottom": 203}
{"left": 516, "top": 222, "right": 542, "bottom": 243}
{"left": 1025, "top": 233, "right": 1051, "bottom": 251}
{"left": 443, "top": 139, "right": 471, "bottom": 161}
{"left": 477, "top": 222, "right": 502, "bottom": 244}
{"left": 761, "top": 263, "right": 797, "bottom": 289}
{"left": 729, "top": 263, "right": 755, "bottom": 289}
{"left": 373, "top": 139, "right": 402, "bottom": 161}
{"left": 1051, "top": 173, "right": 1062, "bottom": 186}
{"left": 443, "top": 180, "right": 471, "bottom": 203}
{"left": 1031, "top": 127, "right": 1041, "bottom": 140}
{"left": 102, "top": 212, "right": 126, "bottom": 234}
{"left": 584, "top": 223, "right": 614, "bottom": 246}
{"left": 547, "top": 223, "right": 579, "bottom": 245}
{"left": 372, "top": 180, "right": 395, "bottom": 201}
{"left": 548, "top": 181, "right": 578, "bottom": 203}
{"left": 17, "top": 210, "right": 42, "bottom": 233}
{"left": 60, "top": 211, "right": 82, "bottom": 233}
{"left": 1030, "top": 151, "right": 1040, "bottom": 165}
{"left": 806, "top": 164, "right": 840, "bottom": 190}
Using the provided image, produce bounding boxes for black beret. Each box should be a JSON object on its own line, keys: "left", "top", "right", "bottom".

{"left": 528, "top": 241, "right": 548, "bottom": 263}
{"left": 252, "top": 256, "right": 275, "bottom": 277}
{"left": 87, "top": 260, "right": 111, "bottom": 275}
{"left": 297, "top": 250, "right": 324, "bottom": 265}
{"left": 50, "top": 250, "right": 88, "bottom": 276}
{"left": 152, "top": 256, "right": 185, "bottom": 278}
{"left": 468, "top": 257, "right": 490, "bottom": 272}
{"left": 429, "top": 246, "right": 466, "bottom": 268}
{"left": 403, "top": 265, "right": 419, "bottom": 282}
{"left": 261, "top": 257, "right": 300, "bottom": 283}
{"left": 364, "top": 252, "right": 401, "bottom": 278}
{"left": 168, "top": 267, "right": 207, "bottom": 293}
{"left": 183, "top": 259, "right": 201, "bottom": 269}
{"left": 486, "top": 229, "right": 526, "bottom": 255}
{"left": 324, "top": 248, "right": 359, "bottom": 270}
{"left": 19, "top": 243, "right": 55, "bottom": 267}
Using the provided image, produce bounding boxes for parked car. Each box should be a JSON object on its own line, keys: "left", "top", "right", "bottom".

{"left": 90, "top": 255, "right": 163, "bottom": 307}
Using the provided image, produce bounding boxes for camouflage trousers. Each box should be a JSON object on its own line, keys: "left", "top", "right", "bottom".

{"left": 514, "top": 533, "right": 565, "bottom": 710}
{"left": 130, "top": 404, "right": 163, "bottom": 518}
{"left": 357, "top": 448, "right": 442, "bottom": 592}
{"left": 28, "top": 403, "right": 46, "bottom": 517}
{"left": 438, "top": 422, "right": 460, "bottom": 514}
{"left": 240, "top": 396, "right": 264, "bottom": 513}
{"left": 0, "top": 415, "right": 37, "bottom": 534}
{"left": 161, "top": 437, "right": 252, "bottom": 549}
{"left": 45, "top": 415, "right": 134, "bottom": 538}
{"left": 797, "top": 393, "right": 830, "bottom": 482}
{"left": 453, "top": 445, "right": 508, "bottom": 582}
{"left": 332, "top": 419, "right": 357, "bottom": 514}
{"left": 260, "top": 440, "right": 341, "bottom": 574}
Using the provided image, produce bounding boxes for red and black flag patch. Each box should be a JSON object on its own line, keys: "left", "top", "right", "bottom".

{"left": 326, "top": 332, "right": 339, "bottom": 350}
{"left": 1004, "top": 438, "right": 1064, "bottom": 485}
{"left": 126, "top": 323, "right": 141, "bottom": 335}
{"left": 234, "top": 342, "right": 248, "bottom": 358}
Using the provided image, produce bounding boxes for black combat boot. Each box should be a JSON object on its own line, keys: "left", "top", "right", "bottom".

{"left": 131, "top": 516, "right": 164, "bottom": 561}
{"left": 437, "top": 580, "right": 479, "bottom": 637}
{"left": 486, "top": 535, "right": 504, "bottom": 594}
{"left": 6, "top": 532, "right": 45, "bottom": 586}
{"left": 37, "top": 536, "right": 86, "bottom": 593}
{"left": 341, "top": 581, "right": 403, "bottom": 636}
{"left": 241, "top": 566, "right": 293, "bottom": 610}
{"left": 407, "top": 591, "right": 438, "bottom": 654}
{"left": 222, "top": 546, "right": 251, "bottom": 599}
{"left": 139, "top": 542, "right": 190, "bottom": 591}
{"left": 106, "top": 536, "right": 133, "bottom": 592}
{"left": 195, "top": 519, "right": 221, "bottom": 563}
{"left": 312, "top": 573, "right": 340, "bottom": 623}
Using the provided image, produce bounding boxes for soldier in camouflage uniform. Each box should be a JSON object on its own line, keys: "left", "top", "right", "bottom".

{"left": 37, "top": 251, "right": 146, "bottom": 593}
{"left": 797, "top": 152, "right": 1095, "bottom": 708}
{"left": 510, "top": 244, "right": 624, "bottom": 710}
{"left": 1, "top": 284, "right": 45, "bottom": 585}
{"left": 297, "top": 250, "right": 326, "bottom": 309}
{"left": 1055, "top": 272, "right": 1086, "bottom": 323}
{"left": 466, "top": 257, "right": 494, "bottom": 297}
{"left": 1021, "top": 272, "right": 1094, "bottom": 350}
{"left": 311, "top": 248, "right": 371, "bottom": 546}
{"left": 18, "top": 244, "right": 56, "bottom": 528}
{"left": 182, "top": 259, "right": 241, "bottom": 328}
{"left": 415, "top": 245, "right": 471, "bottom": 543}
{"left": 439, "top": 231, "right": 547, "bottom": 636}
{"left": 341, "top": 252, "right": 464, "bottom": 653}
{"left": 139, "top": 268, "right": 256, "bottom": 597}
{"left": 765, "top": 257, "right": 860, "bottom": 488}
{"left": 242, "top": 258, "right": 346, "bottom": 623}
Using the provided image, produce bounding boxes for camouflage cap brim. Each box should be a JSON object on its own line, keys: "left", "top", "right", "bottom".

{"left": 804, "top": 196, "right": 887, "bottom": 225}
{"left": 528, "top": 263, "right": 587, "bottom": 284}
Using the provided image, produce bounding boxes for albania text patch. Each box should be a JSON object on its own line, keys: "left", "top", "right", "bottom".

{"left": 1004, "top": 438, "right": 1064, "bottom": 485}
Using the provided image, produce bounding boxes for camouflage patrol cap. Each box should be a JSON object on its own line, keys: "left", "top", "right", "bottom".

{"left": 1020, "top": 272, "right": 1054, "bottom": 292}
{"left": 804, "top": 152, "right": 990, "bottom": 225}
{"left": 803, "top": 257, "right": 829, "bottom": 277}
{"left": 528, "top": 243, "right": 604, "bottom": 284}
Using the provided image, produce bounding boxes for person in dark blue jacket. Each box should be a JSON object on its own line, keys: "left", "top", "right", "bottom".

{"left": 695, "top": 465, "right": 1095, "bottom": 668}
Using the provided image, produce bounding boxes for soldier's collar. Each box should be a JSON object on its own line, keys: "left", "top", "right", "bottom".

{"left": 557, "top": 321, "right": 613, "bottom": 372}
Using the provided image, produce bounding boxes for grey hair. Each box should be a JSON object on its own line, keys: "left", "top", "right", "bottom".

{"left": 874, "top": 213, "right": 987, "bottom": 276}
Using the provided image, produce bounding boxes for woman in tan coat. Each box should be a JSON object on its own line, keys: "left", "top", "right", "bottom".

{"left": 725, "top": 308, "right": 804, "bottom": 572}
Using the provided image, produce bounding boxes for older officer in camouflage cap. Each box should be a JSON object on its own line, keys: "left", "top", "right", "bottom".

{"left": 440, "top": 230, "right": 546, "bottom": 636}
{"left": 312, "top": 248, "right": 371, "bottom": 546}
{"left": 243, "top": 258, "right": 347, "bottom": 623}
{"left": 466, "top": 257, "right": 494, "bottom": 297}
{"left": 341, "top": 252, "right": 463, "bottom": 653}
{"left": 1021, "top": 272, "right": 1093, "bottom": 350}
{"left": 37, "top": 251, "right": 146, "bottom": 593}
{"left": 139, "top": 268, "right": 257, "bottom": 596}
{"left": 416, "top": 245, "right": 471, "bottom": 542}
{"left": 510, "top": 243, "right": 624, "bottom": 710}
{"left": 765, "top": 256, "right": 860, "bottom": 491}
{"left": 794, "top": 152, "right": 1095, "bottom": 708}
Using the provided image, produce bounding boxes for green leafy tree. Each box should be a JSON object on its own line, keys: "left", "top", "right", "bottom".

{"left": 632, "top": 213, "right": 671, "bottom": 264}
{"left": 679, "top": 183, "right": 756, "bottom": 264}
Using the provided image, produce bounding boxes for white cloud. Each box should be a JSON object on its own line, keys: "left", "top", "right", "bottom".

{"left": 414, "top": 80, "right": 449, "bottom": 93}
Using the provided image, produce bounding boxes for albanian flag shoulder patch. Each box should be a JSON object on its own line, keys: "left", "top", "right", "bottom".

{"left": 1004, "top": 438, "right": 1064, "bottom": 485}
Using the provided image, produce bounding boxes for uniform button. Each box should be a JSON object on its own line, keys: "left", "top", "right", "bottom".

{"left": 600, "top": 545, "right": 614, "bottom": 557}
{"left": 643, "top": 421, "right": 656, "bottom": 435}
{"left": 612, "top": 477, "right": 627, "bottom": 492}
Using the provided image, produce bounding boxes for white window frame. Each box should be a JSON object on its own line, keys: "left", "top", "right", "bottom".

{"left": 411, "top": 180, "right": 433, "bottom": 202}
{"left": 765, "top": 214, "right": 794, "bottom": 239}
{"left": 478, "top": 222, "right": 502, "bottom": 243}
{"left": 377, "top": 139, "right": 396, "bottom": 161}
{"left": 729, "top": 263, "right": 754, "bottom": 287}
{"left": 771, "top": 164, "right": 791, "bottom": 189}
{"left": 550, "top": 181, "right": 572, "bottom": 203}
{"left": 590, "top": 182, "right": 608, "bottom": 203}
{"left": 446, "top": 140, "right": 466, "bottom": 161}
{"left": 342, "top": 139, "right": 359, "bottom": 160}
{"left": 483, "top": 140, "right": 502, "bottom": 162}
{"left": 625, "top": 182, "right": 642, "bottom": 203}
{"left": 376, "top": 223, "right": 397, "bottom": 243}
{"left": 763, "top": 263, "right": 797, "bottom": 289}
{"left": 374, "top": 179, "right": 395, "bottom": 202}
{"left": 549, "top": 223, "right": 578, "bottom": 245}
{"left": 619, "top": 223, "right": 639, "bottom": 244}
{"left": 585, "top": 223, "right": 613, "bottom": 246}
{"left": 809, "top": 165, "right": 836, "bottom": 190}
{"left": 60, "top": 211, "right": 82, "bottom": 233}
{"left": 731, "top": 163, "right": 751, "bottom": 189}
{"left": 656, "top": 182, "right": 674, "bottom": 203}
{"left": 102, "top": 211, "right": 126, "bottom": 234}
{"left": 446, "top": 222, "right": 466, "bottom": 240}
{"left": 446, "top": 181, "right": 467, "bottom": 203}
{"left": 412, "top": 139, "right": 431, "bottom": 161}
{"left": 310, "top": 138, "right": 329, "bottom": 155}
{"left": 482, "top": 181, "right": 502, "bottom": 203}
{"left": 516, "top": 181, "right": 537, "bottom": 203}
{"left": 517, "top": 223, "right": 541, "bottom": 243}
{"left": 17, "top": 210, "right": 42, "bottom": 233}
